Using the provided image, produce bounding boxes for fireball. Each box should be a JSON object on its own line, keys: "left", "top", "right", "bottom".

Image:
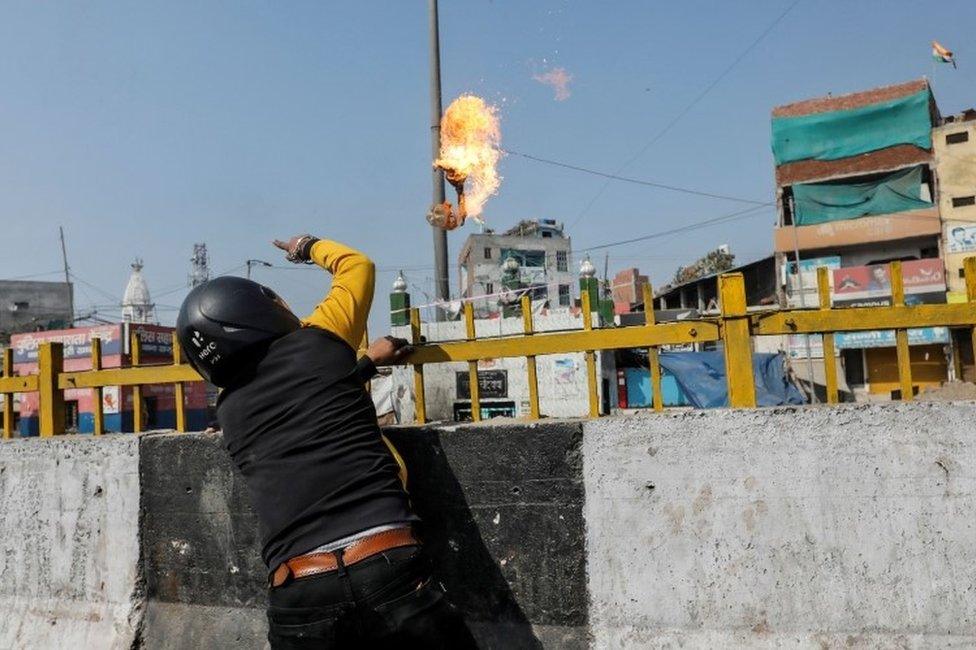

{"left": 430, "top": 94, "right": 502, "bottom": 229}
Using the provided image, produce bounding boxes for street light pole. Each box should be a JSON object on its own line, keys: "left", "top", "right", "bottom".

{"left": 429, "top": 0, "right": 449, "bottom": 321}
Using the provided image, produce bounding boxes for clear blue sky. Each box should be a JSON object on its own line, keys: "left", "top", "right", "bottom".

{"left": 2, "top": 1, "right": 974, "bottom": 332}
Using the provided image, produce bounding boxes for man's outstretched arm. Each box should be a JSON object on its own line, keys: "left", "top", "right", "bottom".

{"left": 273, "top": 235, "right": 375, "bottom": 350}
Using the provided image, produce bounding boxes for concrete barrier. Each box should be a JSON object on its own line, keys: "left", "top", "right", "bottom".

{"left": 585, "top": 403, "right": 976, "bottom": 648}
{"left": 137, "top": 422, "right": 588, "bottom": 649}
{"left": 0, "top": 436, "right": 142, "bottom": 650}
{"left": 1, "top": 402, "right": 974, "bottom": 648}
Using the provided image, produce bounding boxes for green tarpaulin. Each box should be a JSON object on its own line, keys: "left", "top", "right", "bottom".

{"left": 771, "top": 88, "right": 933, "bottom": 165}
{"left": 792, "top": 165, "right": 933, "bottom": 225}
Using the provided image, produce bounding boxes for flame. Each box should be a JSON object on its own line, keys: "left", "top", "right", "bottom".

{"left": 433, "top": 94, "right": 502, "bottom": 225}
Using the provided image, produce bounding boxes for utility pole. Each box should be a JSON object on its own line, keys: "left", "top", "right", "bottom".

{"left": 429, "top": 0, "right": 449, "bottom": 320}
{"left": 246, "top": 259, "right": 272, "bottom": 280}
{"left": 59, "top": 226, "right": 74, "bottom": 327}
{"left": 789, "top": 211, "right": 818, "bottom": 404}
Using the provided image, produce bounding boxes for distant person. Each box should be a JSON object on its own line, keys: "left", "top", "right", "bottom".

{"left": 177, "top": 235, "right": 476, "bottom": 649}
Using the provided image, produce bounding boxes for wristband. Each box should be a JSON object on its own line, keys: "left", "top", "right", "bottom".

{"left": 287, "top": 235, "right": 320, "bottom": 264}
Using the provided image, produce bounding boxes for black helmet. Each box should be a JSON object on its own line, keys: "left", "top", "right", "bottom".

{"left": 176, "top": 276, "right": 300, "bottom": 386}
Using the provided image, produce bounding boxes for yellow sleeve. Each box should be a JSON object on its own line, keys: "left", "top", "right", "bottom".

{"left": 301, "top": 239, "right": 375, "bottom": 350}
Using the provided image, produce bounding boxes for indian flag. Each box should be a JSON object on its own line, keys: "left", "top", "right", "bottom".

{"left": 932, "top": 40, "right": 956, "bottom": 68}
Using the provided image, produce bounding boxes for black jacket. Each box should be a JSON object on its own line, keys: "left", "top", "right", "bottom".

{"left": 217, "top": 326, "right": 416, "bottom": 570}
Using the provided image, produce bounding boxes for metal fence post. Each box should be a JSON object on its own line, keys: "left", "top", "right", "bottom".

{"left": 817, "top": 268, "right": 839, "bottom": 404}
{"left": 463, "top": 302, "right": 481, "bottom": 422}
{"left": 965, "top": 257, "right": 976, "bottom": 382}
{"left": 889, "top": 261, "right": 913, "bottom": 401}
{"left": 38, "top": 342, "right": 65, "bottom": 437}
{"left": 719, "top": 273, "right": 756, "bottom": 408}
{"left": 642, "top": 283, "right": 664, "bottom": 412}
{"left": 131, "top": 331, "right": 144, "bottom": 432}
{"left": 172, "top": 334, "right": 186, "bottom": 432}
{"left": 2, "top": 349, "right": 14, "bottom": 439}
{"left": 520, "top": 294, "right": 541, "bottom": 420}
{"left": 581, "top": 290, "right": 600, "bottom": 418}
{"left": 409, "top": 308, "right": 426, "bottom": 425}
{"left": 90, "top": 338, "right": 104, "bottom": 435}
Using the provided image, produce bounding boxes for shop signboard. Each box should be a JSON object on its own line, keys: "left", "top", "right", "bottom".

{"left": 831, "top": 258, "right": 945, "bottom": 308}
{"left": 833, "top": 327, "right": 949, "bottom": 349}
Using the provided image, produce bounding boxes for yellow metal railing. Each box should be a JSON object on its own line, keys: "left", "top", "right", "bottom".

{"left": 2, "top": 258, "right": 976, "bottom": 437}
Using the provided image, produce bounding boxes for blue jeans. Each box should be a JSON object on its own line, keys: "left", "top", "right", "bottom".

{"left": 267, "top": 545, "right": 477, "bottom": 649}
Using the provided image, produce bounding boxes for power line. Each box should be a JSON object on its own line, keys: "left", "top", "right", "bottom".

{"left": 579, "top": 204, "right": 773, "bottom": 253}
{"left": 503, "top": 149, "right": 770, "bottom": 205}
{"left": 567, "top": 0, "right": 802, "bottom": 229}
{"left": 69, "top": 272, "right": 119, "bottom": 303}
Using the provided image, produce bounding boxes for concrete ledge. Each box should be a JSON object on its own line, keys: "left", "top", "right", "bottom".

{"left": 584, "top": 403, "right": 976, "bottom": 648}
{"left": 2, "top": 402, "right": 974, "bottom": 648}
{"left": 0, "top": 435, "right": 142, "bottom": 650}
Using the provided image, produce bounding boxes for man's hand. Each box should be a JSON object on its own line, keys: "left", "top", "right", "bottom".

{"left": 366, "top": 336, "right": 413, "bottom": 366}
{"left": 273, "top": 235, "right": 318, "bottom": 263}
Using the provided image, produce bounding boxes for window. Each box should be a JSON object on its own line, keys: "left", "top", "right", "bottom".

{"left": 11, "top": 301, "right": 28, "bottom": 311}
{"left": 501, "top": 249, "right": 545, "bottom": 267}
{"left": 483, "top": 247, "right": 492, "bottom": 259}
{"left": 946, "top": 131, "right": 969, "bottom": 145}
{"left": 485, "top": 282, "right": 493, "bottom": 295}
{"left": 558, "top": 284, "right": 571, "bottom": 306}
{"left": 952, "top": 196, "right": 976, "bottom": 208}
{"left": 542, "top": 231, "right": 552, "bottom": 238}
{"left": 556, "top": 250, "right": 568, "bottom": 272}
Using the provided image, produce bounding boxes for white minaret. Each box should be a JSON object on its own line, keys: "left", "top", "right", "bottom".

{"left": 122, "top": 259, "right": 156, "bottom": 324}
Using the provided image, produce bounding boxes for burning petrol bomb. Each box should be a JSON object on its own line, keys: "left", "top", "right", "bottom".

{"left": 429, "top": 94, "right": 502, "bottom": 230}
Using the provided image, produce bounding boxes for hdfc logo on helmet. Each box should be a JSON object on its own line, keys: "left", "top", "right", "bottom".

{"left": 192, "top": 330, "right": 220, "bottom": 365}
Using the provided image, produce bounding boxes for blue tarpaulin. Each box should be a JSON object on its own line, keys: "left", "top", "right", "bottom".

{"left": 771, "top": 88, "right": 933, "bottom": 165}
{"left": 792, "top": 165, "right": 933, "bottom": 225}
{"left": 657, "top": 350, "right": 806, "bottom": 409}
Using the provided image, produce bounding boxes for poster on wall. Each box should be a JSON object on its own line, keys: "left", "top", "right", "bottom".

{"left": 785, "top": 256, "right": 841, "bottom": 308}
{"left": 831, "top": 259, "right": 945, "bottom": 307}
{"left": 946, "top": 223, "right": 976, "bottom": 254}
{"left": 102, "top": 386, "right": 121, "bottom": 415}
{"left": 456, "top": 370, "right": 508, "bottom": 399}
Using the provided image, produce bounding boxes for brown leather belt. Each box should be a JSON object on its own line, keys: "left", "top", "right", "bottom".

{"left": 271, "top": 527, "right": 419, "bottom": 588}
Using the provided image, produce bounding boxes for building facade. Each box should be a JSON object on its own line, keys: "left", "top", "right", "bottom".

{"left": 0, "top": 280, "right": 73, "bottom": 342}
{"left": 457, "top": 219, "right": 575, "bottom": 317}
{"left": 611, "top": 268, "right": 648, "bottom": 314}
{"left": 771, "top": 79, "right": 950, "bottom": 398}
{"left": 932, "top": 111, "right": 976, "bottom": 300}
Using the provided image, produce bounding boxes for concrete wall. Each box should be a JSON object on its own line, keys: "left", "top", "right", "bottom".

{"left": 1, "top": 402, "right": 974, "bottom": 648}
{"left": 585, "top": 403, "right": 976, "bottom": 648}
{"left": 0, "top": 436, "right": 142, "bottom": 650}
